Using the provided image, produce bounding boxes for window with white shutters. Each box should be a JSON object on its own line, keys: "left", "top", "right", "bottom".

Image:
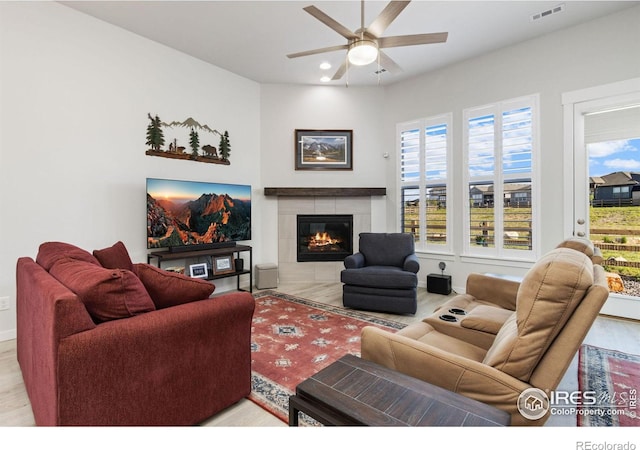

{"left": 399, "top": 114, "right": 452, "bottom": 253}
{"left": 463, "top": 95, "right": 539, "bottom": 259}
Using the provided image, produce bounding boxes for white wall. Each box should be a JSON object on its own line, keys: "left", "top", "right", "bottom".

{"left": 259, "top": 85, "right": 387, "bottom": 265}
{"left": 383, "top": 5, "right": 640, "bottom": 291}
{"left": 0, "top": 2, "right": 261, "bottom": 340}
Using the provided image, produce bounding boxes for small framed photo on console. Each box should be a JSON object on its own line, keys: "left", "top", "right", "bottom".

{"left": 189, "top": 263, "right": 208, "bottom": 279}
{"left": 213, "top": 255, "right": 235, "bottom": 275}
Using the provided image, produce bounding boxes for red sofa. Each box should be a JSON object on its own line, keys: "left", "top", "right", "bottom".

{"left": 16, "top": 241, "right": 255, "bottom": 426}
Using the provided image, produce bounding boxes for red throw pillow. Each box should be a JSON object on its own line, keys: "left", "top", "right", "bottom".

{"left": 133, "top": 263, "right": 215, "bottom": 309}
{"left": 49, "top": 258, "right": 155, "bottom": 323}
{"left": 36, "top": 242, "right": 100, "bottom": 271}
{"left": 93, "top": 241, "right": 134, "bottom": 271}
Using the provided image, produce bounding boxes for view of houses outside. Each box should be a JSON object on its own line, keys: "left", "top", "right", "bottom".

{"left": 402, "top": 109, "right": 639, "bottom": 297}
{"left": 467, "top": 182, "right": 532, "bottom": 251}
{"left": 588, "top": 137, "right": 640, "bottom": 296}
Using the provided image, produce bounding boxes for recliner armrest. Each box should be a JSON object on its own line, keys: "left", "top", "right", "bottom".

{"left": 344, "top": 252, "right": 365, "bottom": 269}
{"left": 460, "top": 306, "right": 514, "bottom": 334}
{"left": 466, "top": 273, "right": 519, "bottom": 310}
{"left": 403, "top": 254, "right": 420, "bottom": 273}
{"left": 361, "top": 326, "right": 534, "bottom": 425}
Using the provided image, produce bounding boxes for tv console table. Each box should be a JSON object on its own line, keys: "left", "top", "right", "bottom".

{"left": 147, "top": 245, "right": 253, "bottom": 293}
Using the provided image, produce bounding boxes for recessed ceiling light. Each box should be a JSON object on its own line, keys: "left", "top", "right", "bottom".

{"left": 320, "top": 75, "right": 331, "bottom": 83}
{"left": 319, "top": 62, "right": 331, "bottom": 70}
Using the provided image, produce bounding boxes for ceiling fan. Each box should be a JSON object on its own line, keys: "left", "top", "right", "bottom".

{"left": 287, "top": 0, "right": 448, "bottom": 81}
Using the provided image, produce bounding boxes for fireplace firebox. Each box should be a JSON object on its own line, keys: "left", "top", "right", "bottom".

{"left": 297, "top": 215, "right": 353, "bottom": 262}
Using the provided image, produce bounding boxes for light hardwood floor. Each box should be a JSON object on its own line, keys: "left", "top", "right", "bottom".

{"left": 1, "top": 282, "right": 639, "bottom": 427}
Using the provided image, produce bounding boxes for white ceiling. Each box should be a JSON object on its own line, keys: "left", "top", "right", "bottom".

{"left": 61, "top": 1, "right": 639, "bottom": 86}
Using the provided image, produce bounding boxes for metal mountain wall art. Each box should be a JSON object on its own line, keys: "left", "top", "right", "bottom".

{"left": 145, "top": 114, "right": 231, "bottom": 165}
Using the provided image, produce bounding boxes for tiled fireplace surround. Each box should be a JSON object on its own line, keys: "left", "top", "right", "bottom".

{"left": 276, "top": 196, "right": 373, "bottom": 284}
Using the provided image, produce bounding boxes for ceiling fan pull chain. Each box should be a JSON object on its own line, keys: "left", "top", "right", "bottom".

{"left": 360, "top": 0, "right": 365, "bottom": 37}
{"left": 345, "top": 53, "right": 350, "bottom": 88}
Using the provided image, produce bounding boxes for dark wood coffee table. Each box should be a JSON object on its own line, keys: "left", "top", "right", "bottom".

{"left": 289, "top": 354, "right": 510, "bottom": 426}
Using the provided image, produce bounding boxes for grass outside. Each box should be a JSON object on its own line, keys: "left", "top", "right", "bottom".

{"left": 590, "top": 206, "right": 640, "bottom": 278}
{"left": 404, "top": 205, "right": 640, "bottom": 278}
{"left": 404, "top": 206, "right": 533, "bottom": 248}
{"left": 590, "top": 206, "right": 640, "bottom": 233}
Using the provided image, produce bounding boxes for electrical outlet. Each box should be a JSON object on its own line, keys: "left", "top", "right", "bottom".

{"left": 0, "top": 296, "right": 9, "bottom": 311}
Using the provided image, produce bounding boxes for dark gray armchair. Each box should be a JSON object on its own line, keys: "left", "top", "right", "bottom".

{"left": 340, "top": 233, "right": 420, "bottom": 315}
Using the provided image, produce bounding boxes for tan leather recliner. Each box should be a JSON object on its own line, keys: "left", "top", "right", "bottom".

{"left": 361, "top": 246, "right": 609, "bottom": 426}
{"left": 418, "top": 237, "right": 605, "bottom": 349}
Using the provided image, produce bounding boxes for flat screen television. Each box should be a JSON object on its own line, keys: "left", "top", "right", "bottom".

{"left": 146, "top": 178, "right": 251, "bottom": 251}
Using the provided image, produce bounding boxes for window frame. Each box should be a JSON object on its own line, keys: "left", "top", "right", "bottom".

{"left": 462, "top": 95, "right": 540, "bottom": 261}
{"left": 398, "top": 113, "right": 453, "bottom": 254}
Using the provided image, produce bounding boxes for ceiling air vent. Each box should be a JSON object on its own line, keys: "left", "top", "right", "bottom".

{"left": 531, "top": 3, "right": 565, "bottom": 22}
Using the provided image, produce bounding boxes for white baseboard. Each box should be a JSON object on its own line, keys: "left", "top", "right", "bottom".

{"left": 600, "top": 295, "right": 640, "bottom": 320}
{"left": 0, "top": 328, "right": 16, "bottom": 342}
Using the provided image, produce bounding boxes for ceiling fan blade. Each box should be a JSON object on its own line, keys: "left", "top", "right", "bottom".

{"left": 378, "top": 51, "right": 403, "bottom": 74}
{"left": 303, "top": 5, "right": 358, "bottom": 40}
{"left": 287, "top": 44, "right": 349, "bottom": 59}
{"left": 331, "top": 61, "right": 348, "bottom": 81}
{"left": 367, "top": 1, "right": 411, "bottom": 38}
{"left": 378, "top": 32, "right": 448, "bottom": 48}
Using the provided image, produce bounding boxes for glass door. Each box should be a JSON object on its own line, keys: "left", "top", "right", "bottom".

{"left": 567, "top": 81, "right": 640, "bottom": 319}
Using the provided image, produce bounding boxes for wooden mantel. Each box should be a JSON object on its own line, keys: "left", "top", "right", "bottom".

{"left": 264, "top": 187, "right": 386, "bottom": 197}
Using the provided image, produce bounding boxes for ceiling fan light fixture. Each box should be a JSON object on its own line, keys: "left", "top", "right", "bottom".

{"left": 348, "top": 40, "right": 378, "bottom": 66}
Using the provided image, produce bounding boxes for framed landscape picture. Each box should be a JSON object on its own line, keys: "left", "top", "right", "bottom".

{"left": 212, "top": 255, "right": 235, "bottom": 275}
{"left": 295, "top": 129, "right": 353, "bottom": 170}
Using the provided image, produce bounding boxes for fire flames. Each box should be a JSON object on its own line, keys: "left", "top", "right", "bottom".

{"left": 308, "top": 232, "right": 339, "bottom": 249}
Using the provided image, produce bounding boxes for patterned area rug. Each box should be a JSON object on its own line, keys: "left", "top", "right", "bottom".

{"left": 249, "top": 290, "right": 406, "bottom": 424}
{"left": 577, "top": 344, "right": 640, "bottom": 426}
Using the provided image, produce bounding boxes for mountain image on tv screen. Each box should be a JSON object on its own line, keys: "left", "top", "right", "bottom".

{"left": 146, "top": 178, "right": 251, "bottom": 249}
